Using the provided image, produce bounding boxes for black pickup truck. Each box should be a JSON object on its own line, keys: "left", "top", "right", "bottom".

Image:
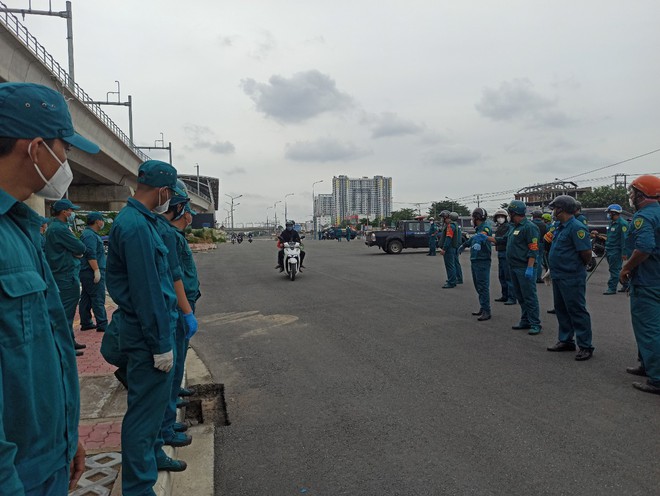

{"left": 365, "top": 220, "right": 433, "bottom": 254}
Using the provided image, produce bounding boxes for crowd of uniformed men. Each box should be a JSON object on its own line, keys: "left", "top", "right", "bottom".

{"left": 1, "top": 80, "right": 659, "bottom": 495}
{"left": 429, "top": 180, "right": 660, "bottom": 376}
{"left": 1, "top": 82, "right": 202, "bottom": 495}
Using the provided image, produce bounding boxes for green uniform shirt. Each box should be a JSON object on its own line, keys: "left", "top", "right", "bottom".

{"left": 441, "top": 221, "right": 460, "bottom": 249}
{"left": 106, "top": 198, "right": 178, "bottom": 355}
{"left": 625, "top": 202, "right": 660, "bottom": 287}
{"left": 506, "top": 217, "right": 540, "bottom": 268}
{"left": 0, "top": 189, "right": 80, "bottom": 493}
{"left": 44, "top": 218, "right": 86, "bottom": 282}
{"left": 605, "top": 217, "right": 628, "bottom": 255}
{"left": 80, "top": 227, "right": 106, "bottom": 272}
{"left": 174, "top": 228, "right": 201, "bottom": 306}
{"left": 155, "top": 215, "right": 183, "bottom": 284}
{"left": 464, "top": 221, "right": 492, "bottom": 261}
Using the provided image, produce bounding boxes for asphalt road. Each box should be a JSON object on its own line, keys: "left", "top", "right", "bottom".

{"left": 192, "top": 237, "right": 660, "bottom": 496}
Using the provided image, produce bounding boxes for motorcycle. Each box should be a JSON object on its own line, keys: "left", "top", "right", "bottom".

{"left": 248, "top": 234, "right": 253, "bottom": 243}
{"left": 237, "top": 234, "right": 244, "bottom": 244}
{"left": 279, "top": 235, "right": 305, "bottom": 281}
{"left": 230, "top": 235, "right": 236, "bottom": 245}
{"left": 586, "top": 232, "right": 606, "bottom": 272}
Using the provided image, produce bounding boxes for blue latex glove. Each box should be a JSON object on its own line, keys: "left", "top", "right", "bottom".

{"left": 524, "top": 266, "right": 535, "bottom": 280}
{"left": 473, "top": 233, "right": 487, "bottom": 243}
{"left": 471, "top": 243, "right": 482, "bottom": 252}
{"left": 183, "top": 312, "right": 198, "bottom": 339}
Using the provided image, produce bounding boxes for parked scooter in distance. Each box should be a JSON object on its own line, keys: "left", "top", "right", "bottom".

{"left": 278, "top": 235, "right": 305, "bottom": 281}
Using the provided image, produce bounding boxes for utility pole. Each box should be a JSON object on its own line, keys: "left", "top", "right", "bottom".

{"left": 136, "top": 133, "right": 172, "bottom": 164}
{"left": 195, "top": 163, "right": 200, "bottom": 194}
{"left": 1, "top": 1, "right": 75, "bottom": 87}
{"left": 476, "top": 195, "right": 481, "bottom": 208}
{"left": 225, "top": 194, "right": 242, "bottom": 232}
{"left": 84, "top": 81, "right": 134, "bottom": 143}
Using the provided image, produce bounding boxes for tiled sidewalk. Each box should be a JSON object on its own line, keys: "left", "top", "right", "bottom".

{"left": 71, "top": 298, "right": 124, "bottom": 495}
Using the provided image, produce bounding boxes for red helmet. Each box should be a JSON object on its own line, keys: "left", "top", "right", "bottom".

{"left": 630, "top": 174, "right": 660, "bottom": 198}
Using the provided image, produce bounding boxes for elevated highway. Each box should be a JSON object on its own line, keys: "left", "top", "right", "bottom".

{"left": 0, "top": 6, "right": 214, "bottom": 215}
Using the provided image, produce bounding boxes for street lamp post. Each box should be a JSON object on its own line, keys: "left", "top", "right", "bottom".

{"left": 445, "top": 196, "right": 455, "bottom": 213}
{"left": 312, "top": 180, "right": 323, "bottom": 239}
{"left": 225, "top": 194, "right": 242, "bottom": 232}
{"left": 284, "top": 193, "right": 294, "bottom": 223}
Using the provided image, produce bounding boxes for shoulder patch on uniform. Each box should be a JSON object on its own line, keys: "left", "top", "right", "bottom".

{"left": 577, "top": 230, "right": 586, "bottom": 239}
{"left": 634, "top": 218, "right": 643, "bottom": 230}
{"left": 622, "top": 226, "right": 628, "bottom": 232}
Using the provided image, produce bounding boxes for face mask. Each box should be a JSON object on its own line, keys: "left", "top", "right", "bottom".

{"left": 496, "top": 217, "right": 505, "bottom": 224}
{"left": 99, "top": 222, "right": 105, "bottom": 230}
{"left": 470, "top": 219, "right": 475, "bottom": 227}
{"left": 153, "top": 189, "right": 170, "bottom": 214}
{"left": 286, "top": 226, "right": 293, "bottom": 231}
{"left": 606, "top": 213, "right": 611, "bottom": 220}
{"left": 173, "top": 205, "right": 186, "bottom": 221}
{"left": 68, "top": 211, "right": 76, "bottom": 222}
{"left": 30, "top": 142, "right": 73, "bottom": 200}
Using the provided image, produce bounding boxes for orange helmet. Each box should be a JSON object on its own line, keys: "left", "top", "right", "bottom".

{"left": 629, "top": 174, "right": 660, "bottom": 198}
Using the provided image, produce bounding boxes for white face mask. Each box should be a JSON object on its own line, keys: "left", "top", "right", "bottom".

{"left": 30, "top": 142, "right": 73, "bottom": 200}
{"left": 496, "top": 217, "right": 505, "bottom": 224}
{"left": 153, "top": 189, "right": 171, "bottom": 214}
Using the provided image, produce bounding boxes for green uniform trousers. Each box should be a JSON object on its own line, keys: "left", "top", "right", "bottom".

{"left": 54, "top": 277, "right": 80, "bottom": 341}
{"left": 630, "top": 285, "right": 660, "bottom": 386}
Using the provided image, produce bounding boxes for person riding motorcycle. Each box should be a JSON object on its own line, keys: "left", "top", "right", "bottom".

{"left": 276, "top": 220, "right": 306, "bottom": 271}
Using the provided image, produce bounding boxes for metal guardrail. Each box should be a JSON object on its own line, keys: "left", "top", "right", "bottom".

{"left": 0, "top": 1, "right": 150, "bottom": 162}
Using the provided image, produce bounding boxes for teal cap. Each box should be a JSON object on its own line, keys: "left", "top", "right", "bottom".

{"left": 169, "top": 179, "right": 190, "bottom": 206}
{"left": 0, "top": 82, "right": 100, "bottom": 154}
{"left": 507, "top": 200, "right": 527, "bottom": 216}
{"left": 87, "top": 211, "right": 104, "bottom": 222}
{"left": 52, "top": 198, "right": 80, "bottom": 212}
{"left": 137, "top": 160, "right": 185, "bottom": 195}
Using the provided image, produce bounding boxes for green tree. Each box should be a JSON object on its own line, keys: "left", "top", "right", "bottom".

{"left": 428, "top": 201, "right": 470, "bottom": 217}
{"left": 579, "top": 186, "right": 628, "bottom": 208}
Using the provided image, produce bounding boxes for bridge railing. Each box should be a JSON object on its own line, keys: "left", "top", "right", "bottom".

{"left": 0, "top": 2, "right": 150, "bottom": 162}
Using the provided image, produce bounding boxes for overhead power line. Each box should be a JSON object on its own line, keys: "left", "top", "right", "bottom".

{"left": 560, "top": 147, "right": 660, "bottom": 181}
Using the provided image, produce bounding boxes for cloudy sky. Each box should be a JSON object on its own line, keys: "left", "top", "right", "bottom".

{"left": 18, "top": 0, "right": 660, "bottom": 223}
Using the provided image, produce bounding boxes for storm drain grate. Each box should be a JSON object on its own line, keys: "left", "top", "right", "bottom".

{"left": 184, "top": 383, "right": 230, "bottom": 426}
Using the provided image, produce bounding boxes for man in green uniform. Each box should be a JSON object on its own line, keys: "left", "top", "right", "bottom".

{"left": 531, "top": 210, "right": 547, "bottom": 283}
{"left": 546, "top": 195, "right": 594, "bottom": 361}
{"left": 439, "top": 210, "right": 460, "bottom": 288}
{"left": 0, "top": 82, "right": 99, "bottom": 494}
{"left": 575, "top": 201, "right": 588, "bottom": 226}
{"left": 450, "top": 212, "right": 464, "bottom": 284}
{"left": 492, "top": 209, "right": 516, "bottom": 305}
{"left": 156, "top": 186, "right": 202, "bottom": 470}
{"left": 45, "top": 197, "right": 87, "bottom": 355}
{"left": 619, "top": 175, "right": 660, "bottom": 394}
{"left": 79, "top": 212, "right": 108, "bottom": 332}
{"left": 502, "top": 200, "right": 541, "bottom": 335}
{"left": 600, "top": 204, "right": 629, "bottom": 295}
{"left": 427, "top": 217, "right": 438, "bottom": 256}
{"left": 152, "top": 180, "right": 199, "bottom": 472}
{"left": 104, "top": 160, "right": 185, "bottom": 495}
{"left": 461, "top": 208, "right": 492, "bottom": 320}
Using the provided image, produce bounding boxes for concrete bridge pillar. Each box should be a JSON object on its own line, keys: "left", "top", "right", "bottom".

{"left": 68, "top": 184, "right": 132, "bottom": 212}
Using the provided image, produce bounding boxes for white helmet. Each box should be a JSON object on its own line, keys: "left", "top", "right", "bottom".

{"left": 494, "top": 209, "right": 508, "bottom": 220}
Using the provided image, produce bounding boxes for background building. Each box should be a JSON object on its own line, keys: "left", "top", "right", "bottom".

{"left": 331, "top": 175, "right": 392, "bottom": 225}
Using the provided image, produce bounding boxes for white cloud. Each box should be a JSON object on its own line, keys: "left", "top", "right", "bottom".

{"left": 241, "top": 70, "right": 354, "bottom": 123}
{"left": 475, "top": 78, "right": 576, "bottom": 128}
{"left": 363, "top": 112, "right": 425, "bottom": 139}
